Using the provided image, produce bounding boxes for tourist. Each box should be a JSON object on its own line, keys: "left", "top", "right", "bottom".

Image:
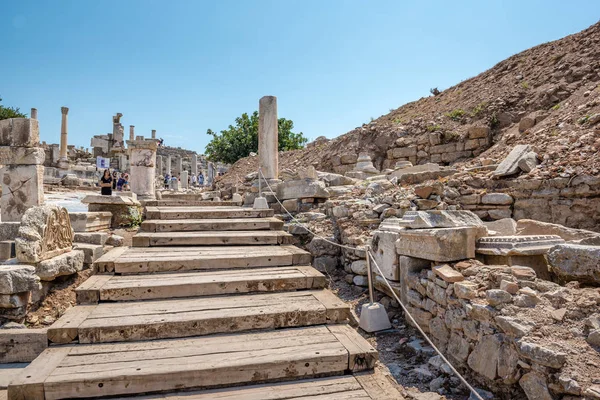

{"left": 117, "top": 173, "right": 125, "bottom": 191}
{"left": 191, "top": 173, "right": 197, "bottom": 187}
{"left": 99, "top": 169, "right": 113, "bottom": 196}
{"left": 164, "top": 173, "right": 170, "bottom": 189}
{"left": 112, "top": 171, "right": 118, "bottom": 190}
{"left": 122, "top": 173, "right": 130, "bottom": 191}
{"left": 199, "top": 173, "right": 204, "bottom": 186}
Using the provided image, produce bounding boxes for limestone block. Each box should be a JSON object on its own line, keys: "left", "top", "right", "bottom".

{"left": 488, "top": 208, "right": 512, "bottom": 220}
{"left": 15, "top": 205, "right": 74, "bottom": 264}
{"left": 517, "top": 151, "right": 538, "bottom": 172}
{"left": 467, "top": 125, "right": 490, "bottom": 139}
{"left": 380, "top": 210, "right": 483, "bottom": 231}
{"left": 1, "top": 165, "right": 44, "bottom": 222}
{"left": 73, "top": 243, "right": 104, "bottom": 264}
{"left": 395, "top": 226, "right": 488, "bottom": 262}
{"left": 276, "top": 179, "right": 330, "bottom": 200}
{"left": 493, "top": 144, "right": 532, "bottom": 177}
{"left": 547, "top": 244, "right": 600, "bottom": 284}
{"left": 82, "top": 194, "right": 141, "bottom": 206}
{"left": 0, "top": 265, "right": 39, "bottom": 294}
{"left": 476, "top": 235, "right": 564, "bottom": 257}
{"left": 0, "top": 147, "right": 45, "bottom": 165}
{"left": 516, "top": 341, "right": 566, "bottom": 368}
{"left": 340, "top": 154, "right": 358, "bottom": 165}
{"left": 454, "top": 281, "right": 477, "bottom": 299}
{"left": 433, "top": 264, "right": 464, "bottom": 283}
{"left": 467, "top": 334, "right": 503, "bottom": 380}
{"left": 390, "top": 164, "right": 457, "bottom": 185}
{"left": 0, "top": 328, "right": 48, "bottom": 363}
{"left": 0, "top": 118, "right": 40, "bottom": 147}
{"left": 73, "top": 232, "right": 108, "bottom": 245}
{"left": 0, "top": 292, "right": 30, "bottom": 308}
{"left": 317, "top": 172, "right": 356, "bottom": 186}
{"left": 35, "top": 249, "right": 84, "bottom": 281}
{"left": 483, "top": 218, "right": 517, "bottom": 236}
{"left": 391, "top": 146, "right": 418, "bottom": 158}
{"left": 371, "top": 230, "right": 400, "bottom": 281}
{"left": 69, "top": 212, "right": 112, "bottom": 232}
{"left": 481, "top": 193, "right": 513, "bottom": 205}
{"left": 519, "top": 372, "right": 553, "bottom": 400}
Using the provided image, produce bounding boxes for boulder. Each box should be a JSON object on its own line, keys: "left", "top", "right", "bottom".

{"left": 547, "top": 244, "right": 600, "bottom": 284}
{"left": 15, "top": 205, "right": 74, "bottom": 264}
{"left": 493, "top": 144, "right": 532, "bottom": 177}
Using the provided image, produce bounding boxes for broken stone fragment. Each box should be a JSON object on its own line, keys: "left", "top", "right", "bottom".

{"left": 486, "top": 289, "right": 513, "bottom": 307}
{"left": 381, "top": 210, "right": 483, "bottom": 231}
{"left": 499, "top": 279, "right": 519, "bottom": 294}
{"left": 516, "top": 340, "right": 567, "bottom": 368}
{"left": 547, "top": 244, "right": 600, "bottom": 285}
{"left": 0, "top": 265, "right": 40, "bottom": 294}
{"left": 516, "top": 219, "right": 600, "bottom": 243}
{"left": 35, "top": 250, "right": 84, "bottom": 281}
{"left": 433, "top": 264, "right": 464, "bottom": 283}
{"left": 517, "top": 151, "right": 539, "bottom": 173}
{"left": 493, "top": 144, "right": 532, "bottom": 177}
{"left": 519, "top": 372, "right": 553, "bottom": 400}
{"left": 483, "top": 218, "right": 517, "bottom": 236}
{"left": 467, "top": 334, "right": 503, "bottom": 380}
{"left": 454, "top": 281, "right": 478, "bottom": 299}
{"left": 587, "top": 329, "right": 600, "bottom": 347}
{"left": 495, "top": 316, "right": 533, "bottom": 337}
{"left": 481, "top": 193, "right": 513, "bottom": 205}
{"left": 511, "top": 266, "right": 537, "bottom": 280}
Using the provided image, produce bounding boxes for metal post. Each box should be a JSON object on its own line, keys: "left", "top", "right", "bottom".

{"left": 258, "top": 167, "right": 262, "bottom": 197}
{"left": 365, "top": 245, "right": 374, "bottom": 305}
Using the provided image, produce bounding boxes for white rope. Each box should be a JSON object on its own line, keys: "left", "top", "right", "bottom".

{"left": 258, "top": 169, "right": 485, "bottom": 400}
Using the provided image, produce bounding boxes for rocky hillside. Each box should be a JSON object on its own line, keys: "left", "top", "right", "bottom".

{"left": 219, "top": 21, "right": 600, "bottom": 187}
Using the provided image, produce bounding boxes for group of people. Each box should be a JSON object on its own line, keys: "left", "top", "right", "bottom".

{"left": 99, "top": 169, "right": 130, "bottom": 196}
{"left": 163, "top": 172, "right": 205, "bottom": 189}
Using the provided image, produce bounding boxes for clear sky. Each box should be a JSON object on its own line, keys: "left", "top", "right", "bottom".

{"left": 2, "top": 1, "right": 599, "bottom": 154}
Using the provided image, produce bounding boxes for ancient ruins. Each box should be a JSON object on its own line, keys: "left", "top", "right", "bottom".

{"left": 1, "top": 20, "right": 600, "bottom": 400}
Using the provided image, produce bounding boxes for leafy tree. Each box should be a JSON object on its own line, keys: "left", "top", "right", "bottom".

{"left": 205, "top": 111, "right": 307, "bottom": 164}
{"left": 0, "top": 96, "right": 27, "bottom": 120}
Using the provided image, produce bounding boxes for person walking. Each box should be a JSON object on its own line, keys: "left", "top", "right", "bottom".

{"left": 164, "top": 173, "right": 170, "bottom": 189}
{"left": 99, "top": 169, "right": 113, "bottom": 196}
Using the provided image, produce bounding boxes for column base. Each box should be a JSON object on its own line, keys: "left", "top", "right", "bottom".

{"left": 57, "top": 159, "right": 70, "bottom": 169}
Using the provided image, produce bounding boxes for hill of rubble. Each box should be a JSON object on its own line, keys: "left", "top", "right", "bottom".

{"left": 218, "top": 21, "right": 600, "bottom": 187}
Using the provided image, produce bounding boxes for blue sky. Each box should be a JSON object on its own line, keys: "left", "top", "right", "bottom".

{"left": 2, "top": 1, "right": 599, "bottom": 154}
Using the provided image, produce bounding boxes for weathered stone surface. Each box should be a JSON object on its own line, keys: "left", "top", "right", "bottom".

{"left": 340, "top": 154, "right": 358, "bottom": 165}
{"left": 516, "top": 219, "right": 600, "bottom": 242}
{"left": 476, "top": 235, "right": 564, "bottom": 256}
{"left": 350, "top": 260, "right": 368, "bottom": 275}
{"left": 35, "top": 250, "right": 84, "bottom": 281}
{"left": 493, "top": 144, "right": 532, "bottom": 177}
{"left": 395, "top": 226, "right": 487, "bottom": 262}
{"left": 454, "top": 281, "right": 478, "bottom": 299}
{"left": 380, "top": 210, "right": 483, "bottom": 231}
{"left": 0, "top": 222, "right": 20, "bottom": 241}
{"left": 0, "top": 118, "right": 40, "bottom": 147}
{"left": 481, "top": 193, "right": 513, "bottom": 205}
{"left": 495, "top": 316, "right": 533, "bottom": 337}
{"left": 511, "top": 266, "right": 537, "bottom": 280}
{"left": 483, "top": 218, "right": 517, "bottom": 236}
{"left": 517, "top": 151, "right": 539, "bottom": 173}
{"left": 69, "top": 212, "right": 112, "bottom": 232}
{"left": 390, "top": 163, "right": 457, "bottom": 184}
{"left": 82, "top": 195, "right": 141, "bottom": 206}
{"left": 547, "top": 244, "right": 600, "bottom": 284}
{"left": 0, "top": 265, "right": 39, "bottom": 294}
{"left": 276, "top": 179, "right": 329, "bottom": 200}
{"left": 519, "top": 372, "right": 553, "bottom": 400}
{"left": 353, "top": 153, "right": 379, "bottom": 174}
{"left": 586, "top": 329, "right": 600, "bottom": 346}
{"left": 307, "top": 236, "right": 340, "bottom": 257}
{"left": 73, "top": 232, "right": 108, "bottom": 246}
{"left": 1, "top": 165, "right": 44, "bottom": 222}
{"left": 447, "top": 332, "right": 470, "bottom": 363}
{"left": 467, "top": 334, "right": 502, "bottom": 380}
{"left": 433, "top": 264, "right": 464, "bottom": 283}
{"left": 73, "top": 243, "right": 104, "bottom": 264}
{"left": 317, "top": 172, "right": 356, "bottom": 186}
{"left": 0, "top": 147, "right": 45, "bottom": 165}
{"left": 15, "top": 205, "right": 74, "bottom": 264}
{"left": 468, "top": 125, "right": 490, "bottom": 139}
{"left": 500, "top": 279, "right": 519, "bottom": 294}
{"left": 87, "top": 203, "right": 142, "bottom": 228}
{"left": 0, "top": 291, "right": 30, "bottom": 308}
{"left": 371, "top": 230, "right": 400, "bottom": 281}
{"left": 516, "top": 341, "right": 566, "bottom": 368}
{"left": 0, "top": 328, "right": 47, "bottom": 363}
{"left": 486, "top": 289, "right": 512, "bottom": 306}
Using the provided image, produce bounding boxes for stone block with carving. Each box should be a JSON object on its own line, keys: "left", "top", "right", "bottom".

{"left": 395, "top": 226, "right": 488, "bottom": 262}
{"left": 0, "top": 118, "right": 40, "bottom": 147}
{"left": 380, "top": 210, "right": 483, "bottom": 231}
{"left": 1, "top": 165, "right": 44, "bottom": 222}
{"left": 476, "top": 235, "right": 565, "bottom": 256}
{"left": 15, "top": 205, "right": 74, "bottom": 264}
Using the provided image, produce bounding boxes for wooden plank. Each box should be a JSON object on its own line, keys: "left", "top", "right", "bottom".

{"left": 284, "top": 245, "right": 313, "bottom": 265}
{"left": 47, "top": 305, "right": 95, "bottom": 344}
{"left": 146, "top": 207, "right": 274, "bottom": 220}
{"left": 51, "top": 290, "right": 350, "bottom": 343}
{"left": 7, "top": 346, "right": 70, "bottom": 400}
{"left": 94, "top": 246, "right": 128, "bottom": 273}
{"left": 132, "top": 231, "right": 293, "bottom": 247}
{"left": 354, "top": 370, "right": 406, "bottom": 399}
{"left": 112, "top": 375, "right": 370, "bottom": 399}
{"left": 75, "top": 275, "right": 113, "bottom": 304}
{"left": 140, "top": 218, "right": 283, "bottom": 233}
{"left": 98, "top": 266, "right": 321, "bottom": 301}
{"left": 327, "top": 325, "right": 378, "bottom": 372}
{"left": 41, "top": 326, "right": 350, "bottom": 399}
{"left": 0, "top": 329, "right": 47, "bottom": 363}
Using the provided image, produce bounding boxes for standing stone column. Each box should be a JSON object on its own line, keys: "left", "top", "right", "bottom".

{"left": 31, "top": 108, "right": 38, "bottom": 119}
{"left": 151, "top": 130, "right": 156, "bottom": 139}
{"left": 59, "top": 107, "right": 69, "bottom": 165}
{"left": 174, "top": 156, "right": 182, "bottom": 176}
{"left": 259, "top": 96, "right": 278, "bottom": 180}
{"left": 191, "top": 154, "right": 198, "bottom": 177}
{"left": 166, "top": 155, "right": 172, "bottom": 176}
{"left": 0, "top": 117, "right": 45, "bottom": 222}
{"left": 129, "top": 125, "right": 135, "bottom": 142}
{"left": 181, "top": 170, "right": 188, "bottom": 190}
{"left": 156, "top": 155, "right": 163, "bottom": 176}
{"left": 207, "top": 162, "right": 215, "bottom": 186}
{"left": 126, "top": 138, "right": 159, "bottom": 200}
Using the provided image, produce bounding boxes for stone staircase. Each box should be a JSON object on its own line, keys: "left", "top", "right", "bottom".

{"left": 8, "top": 206, "right": 403, "bottom": 399}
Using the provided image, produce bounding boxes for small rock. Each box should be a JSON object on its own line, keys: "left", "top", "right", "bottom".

{"left": 520, "top": 372, "right": 553, "bottom": 400}
{"left": 511, "top": 266, "right": 537, "bottom": 280}
{"left": 429, "top": 377, "right": 445, "bottom": 392}
{"left": 106, "top": 234, "right": 124, "bottom": 247}
{"left": 500, "top": 279, "right": 519, "bottom": 294}
{"left": 486, "top": 289, "right": 513, "bottom": 306}
{"left": 350, "top": 260, "right": 368, "bottom": 275}
{"left": 551, "top": 308, "right": 567, "bottom": 321}
{"left": 587, "top": 329, "right": 600, "bottom": 346}
{"left": 353, "top": 275, "right": 369, "bottom": 287}
{"left": 42, "top": 315, "right": 56, "bottom": 325}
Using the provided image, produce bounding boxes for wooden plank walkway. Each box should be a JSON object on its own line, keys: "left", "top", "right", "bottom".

{"left": 76, "top": 266, "right": 326, "bottom": 303}
{"left": 145, "top": 206, "right": 274, "bottom": 220}
{"left": 140, "top": 217, "right": 284, "bottom": 232}
{"left": 132, "top": 230, "right": 295, "bottom": 247}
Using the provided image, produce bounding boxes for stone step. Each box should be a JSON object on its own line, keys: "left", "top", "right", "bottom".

{"left": 112, "top": 372, "right": 404, "bottom": 399}
{"left": 96, "top": 245, "right": 311, "bottom": 274}
{"left": 76, "top": 266, "right": 326, "bottom": 304}
{"left": 131, "top": 231, "right": 295, "bottom": 247}
{"left": 143, "top": 200, "right": 242, "bottom": 207}
{"left": 9, "top": 325, "right": 376, "bottom": 399}
{"left": 73, "top": 232, "right": 109, "bottom": 246}
{"left": 47, "top": 290, "right": 351, "bottom": 344}
{"left": 145, "top": 206, "right": 274, "bottom": 220}
{"left": 139, "top": 217, "right": 284, "bottom": 232}
{"left": 8, "top": 325, "right": 377, "bottom": 400}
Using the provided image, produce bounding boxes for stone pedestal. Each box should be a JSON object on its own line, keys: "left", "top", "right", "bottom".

{"left": 181, "top": 171, "right": 188, "bottom": 190}
{"left": 191, "top": 154, "right": 198, "bottom": 177}
{"left": 112, "top": 113, "right": 125, "bottom": 149}
{"left": 126, "top": 139, "right": 159, "bottom": 200}
{"left": 259, "top": 96, "right": 278, "bottom": 180}
{"left": 0, "top": 118, "right": 45, "bottom": 222}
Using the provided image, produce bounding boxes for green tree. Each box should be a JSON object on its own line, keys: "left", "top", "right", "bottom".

{"left": 0, "top": 96, "right": 27, "bottom": 120}
{"left": 205, "top": 111, "right": 307, "bottom": 164}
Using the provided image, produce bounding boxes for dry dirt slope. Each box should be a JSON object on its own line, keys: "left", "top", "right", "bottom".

{"left": 218, "top": 21, "right": 600, "bottom": 187}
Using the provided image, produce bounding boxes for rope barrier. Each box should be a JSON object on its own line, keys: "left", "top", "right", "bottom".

{"left": 258, "top": 168, "right": 485, "bottom": 400}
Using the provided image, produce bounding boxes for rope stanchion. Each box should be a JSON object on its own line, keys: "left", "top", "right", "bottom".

{"left": 258, "top": 169, "right": 485, "bottom": 400}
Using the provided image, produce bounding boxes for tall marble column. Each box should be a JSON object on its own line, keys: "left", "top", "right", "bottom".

{"left": 59, "top": 107, "right": 69, "bottom": 165}
{"left": 166, "top": 155, "right": 172, "bottom": 176}
{"left": 156, "top": 155, "right": 163, "bottom": 176}
{"left": 174, "top": 156, "right": 182, "bottom": 176}
{"left": 127, "top": 138, "right": 159, "bottom": 200}
{"left": 258, "top": 96, "right": 278, "bottom": 180}
{"left": 31, "top": 108, "right": 38, "bottom": 119}
{"left": 191, "top": 154, "right": 198, "bottom": 177}
{"left": 129, "top": 125, "right": 135, "bottom": 142}
{"left": 151, "top": 129, "right": 156, "bottom": 139}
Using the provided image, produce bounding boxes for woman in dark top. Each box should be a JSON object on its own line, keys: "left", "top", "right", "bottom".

{"left": 112, "top": 171, "right": 118, "bottom": 190}
{"left": 99, "top": 169, "right": 113, "bottom": 196}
